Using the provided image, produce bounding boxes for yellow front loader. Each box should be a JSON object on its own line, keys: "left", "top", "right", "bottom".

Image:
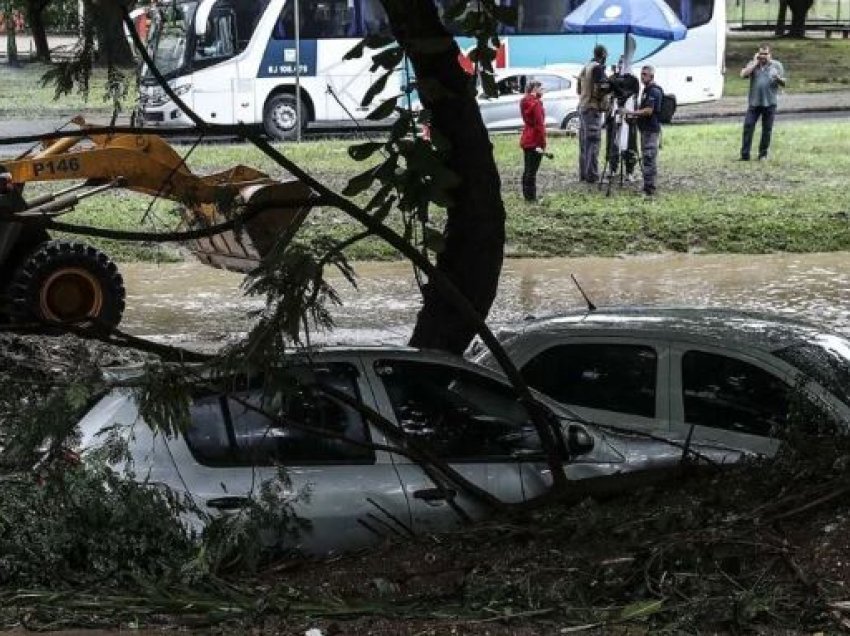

{"left": 0, "top": 118, "right": 311, "bottom": 327}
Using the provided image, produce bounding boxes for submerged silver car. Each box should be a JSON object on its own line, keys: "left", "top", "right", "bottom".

{"left": 475, "top": 307, "right": 850, "bottom": 459}
{"left": 78, "top": 347, "right": 696, "bottom": 554}
{"left": 478, "top": 66, "right": 581, "bottom": 133}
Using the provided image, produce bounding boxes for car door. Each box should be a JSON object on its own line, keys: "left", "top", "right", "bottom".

{"left": 514, "top": 336, "right": 671, "bottom": 437}
{"left": 668, "top": 344, "right": 788, "bottom": 459}
{"left": 365, "top": 356, "right": 546, "bottom": 535}
{"left": 153, "top": 360, "right": 411, "bottom": 555}
{"left": 479, "top": 74, "right": 527, "bottom": 130}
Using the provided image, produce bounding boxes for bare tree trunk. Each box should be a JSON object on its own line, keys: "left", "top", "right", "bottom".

{"left": 90, "top": 0, "right": 134, "bottom": 65}
{"left": 3, "top": 0, "right": 18, "bottom": 64}
{"left": 381, "top": 0, "right": 506, "bottom": 355}
{"left": 787, "top": 0, "right": 814, "bottom": 37}
{"left": 26, "top": 0, "right": 50, "bottom": 62}
{"left": 775, "top": 0, "right": 788, "bottom": 36}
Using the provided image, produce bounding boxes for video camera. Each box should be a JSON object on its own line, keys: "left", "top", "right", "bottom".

{"left": 605, "top": 73, "right": 640, "bottom": 101}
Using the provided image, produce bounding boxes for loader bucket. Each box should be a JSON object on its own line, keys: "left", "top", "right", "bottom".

{"left": 183, "top": 178, "right": 313, "bottom": 273}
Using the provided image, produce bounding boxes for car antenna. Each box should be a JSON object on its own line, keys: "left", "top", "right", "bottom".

{"left": 571, "top": 274, "right": 597, "bottom": 312}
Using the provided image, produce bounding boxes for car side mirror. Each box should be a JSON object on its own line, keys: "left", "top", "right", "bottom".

{"left": 568, "top": 424, "right": 594, "bottom": 455}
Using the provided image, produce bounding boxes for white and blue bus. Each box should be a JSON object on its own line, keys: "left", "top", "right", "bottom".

{"left": 138, "top": 0, "right": 725, "bottom": 139}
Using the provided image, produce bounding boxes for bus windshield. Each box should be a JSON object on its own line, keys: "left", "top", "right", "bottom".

{"left": 143, "top": 2, "right": 197, "bottom": 79}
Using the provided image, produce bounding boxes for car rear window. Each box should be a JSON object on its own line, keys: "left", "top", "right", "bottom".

{"left": 681, "top": 351, "right": 789, "bottom": 437}
{"left": 775, "top": 339, "right": 850, "bottom": 409}
{"left": 533, "top": 74, "right": 569, "bottom": 92}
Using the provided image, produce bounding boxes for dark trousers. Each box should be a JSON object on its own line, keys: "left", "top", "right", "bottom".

{"left": 741, "top": 105, "right": 777, "bottom": 159}
{"left": 522, "top": 148, "right": 542, "bottom": 201}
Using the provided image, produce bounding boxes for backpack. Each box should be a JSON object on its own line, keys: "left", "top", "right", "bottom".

{"left": 655, "top": 85, "right": 677, "bottom": 124}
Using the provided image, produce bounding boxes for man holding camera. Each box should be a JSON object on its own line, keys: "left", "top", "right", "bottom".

{"left": 740, "top": 43, "right": 786, "bottom": 161}
{"left": 577, "top": 44, "right": 610, "bottom": 183}
{"left": 626, "top": 65, "right": 663, "bottom": 197}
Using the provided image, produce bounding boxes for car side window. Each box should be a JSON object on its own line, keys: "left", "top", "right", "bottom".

{"left": 376, "top": 360, "right": 546, "bottom": 461}
{"left": 532, "top": 74, "right": 568, "bottom": 92}
{"left": 496, "top": 75, "right": 525, "bottom": 96}
{"left": 521, "top": 344, "right": 657, "bottom": 418}
{"left": 185, "top": 364, "right": 374, "bottom": 466}
{"left": 681, "top": 351, "right": 789, "bottom": 437}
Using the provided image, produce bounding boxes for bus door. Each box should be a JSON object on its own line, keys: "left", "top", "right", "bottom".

{"left": 191, "top": 0, "right": 241, "bottom": 124}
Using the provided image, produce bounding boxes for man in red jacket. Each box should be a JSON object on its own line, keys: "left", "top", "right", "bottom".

{"left": 520, "top": 80, "right": 546, "bottom": 202}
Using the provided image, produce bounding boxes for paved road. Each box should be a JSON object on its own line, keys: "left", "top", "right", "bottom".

{"left": 0, "top": 94, "right": 848, "bottom": 158}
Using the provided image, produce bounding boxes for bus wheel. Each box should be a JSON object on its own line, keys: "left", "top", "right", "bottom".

{"left": 263, "top": 93, "right": 305, "bottom": 141}
{"left": 7, "top": 240, "right": 126, "bottom": 328}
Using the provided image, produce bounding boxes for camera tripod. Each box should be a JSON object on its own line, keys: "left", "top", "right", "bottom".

{"left": 599, "top": 99, "right": 641, "bottom": 196}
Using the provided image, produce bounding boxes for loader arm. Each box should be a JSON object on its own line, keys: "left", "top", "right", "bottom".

{"left": 3, "top": 120, "right": 314, "bottom": 273}
{"left": 7, "top": 131, "right": 270, "bottom": 210}
{"left": 0, "top": 118, "right": 315, "bottom": 328}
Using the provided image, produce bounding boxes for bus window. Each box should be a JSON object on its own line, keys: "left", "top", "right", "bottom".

{"left": 195, "top": 10, "right": 237, "bottom": 61}
{"left": 509, "top": 0, "right": 712, "bottom": 34}
{"left": 664, "top": 0, "right": 714, "bottom": 28}
{"left": 234, "top": 0, "right": 266, "bottom": 51}
{"left": 517, "top": 0, "right": 573, "bottom": 34}
{"left": 275, "top": 0, "right": 354, "bottom": 39}
{"left": 361, "top": 0, "right": 390, "bottom": 35}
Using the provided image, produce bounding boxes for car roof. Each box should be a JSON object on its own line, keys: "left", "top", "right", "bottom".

{"left": 101, "top": 345, "right": 505, "bottom": 383}
{"left": 501, "top": 306, "right": 843, "bottom": 355}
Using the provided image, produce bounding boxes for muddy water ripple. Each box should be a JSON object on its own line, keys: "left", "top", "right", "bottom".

{"left": 120, "top": 252, "right": 850, "bottom": 348}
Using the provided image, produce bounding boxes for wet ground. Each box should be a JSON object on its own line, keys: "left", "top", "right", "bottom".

{"left": 121, "top": 251, "right": 850, "bottom": 348}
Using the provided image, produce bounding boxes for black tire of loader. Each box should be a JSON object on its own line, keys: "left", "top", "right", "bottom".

{"left": 7, "top": 240, "right": 126, "bottom": 327}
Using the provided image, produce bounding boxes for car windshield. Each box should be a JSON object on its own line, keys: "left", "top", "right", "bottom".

{"left": 142, "top": 2, "right": 197, "bottom": 79}
{"left": 775, "top": 334, "right": 850, "bottom": 407}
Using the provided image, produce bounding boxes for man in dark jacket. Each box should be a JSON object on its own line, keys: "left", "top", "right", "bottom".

{"left": 519, "top": 80, "right": 546, "bottom": 202}
{"left": 627, "top": 65, "right": 663, "bottom": 196}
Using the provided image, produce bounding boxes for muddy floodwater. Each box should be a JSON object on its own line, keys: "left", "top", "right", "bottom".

{"left": 121, "top": 252, "right": 850, "bottom": 347}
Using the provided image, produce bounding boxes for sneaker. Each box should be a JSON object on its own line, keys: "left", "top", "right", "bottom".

{"left": 739, "top": 155, "right": 750, "bottom": 161}
{"left": 643, "top": 188, "right": 656, "bottom": 197}
{"left": 758, "top": 154, "right": 768, "bottom": 161}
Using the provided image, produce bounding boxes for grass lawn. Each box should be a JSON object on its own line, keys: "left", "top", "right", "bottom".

{"left": 51, "top": 118, "right": 850, "bottom": 262}
{"left": 0, "top": 62, "right": 137, "bottom": 117}
{"left": 727, "top": 0, "right": 847, "bottom": 23}
{"left": 725, "top": 35, "right": 850, "bottom": 95}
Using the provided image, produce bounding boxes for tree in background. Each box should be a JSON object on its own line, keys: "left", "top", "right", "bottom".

{"left": 89, "top": 0, "right": 134, "bottom": 65}
{"left": 25, "top": 0, "right": 51, "bottom": 61}
{"left": 3, "top": 0, "right": 19, "bottom": 64}
{"left": 776, "top": 0, "right": 815, "bottom": 37}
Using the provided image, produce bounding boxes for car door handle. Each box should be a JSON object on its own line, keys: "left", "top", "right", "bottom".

{"left": 413, "top": 487, "right": 456, "bottom": 502}
{"left": 206, "top": 496, "right": 250, "bottom": 511}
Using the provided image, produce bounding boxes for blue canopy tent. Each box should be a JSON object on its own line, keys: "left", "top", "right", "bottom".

{"left": 563, "top": 0, "right": 687, "bottom": 71}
